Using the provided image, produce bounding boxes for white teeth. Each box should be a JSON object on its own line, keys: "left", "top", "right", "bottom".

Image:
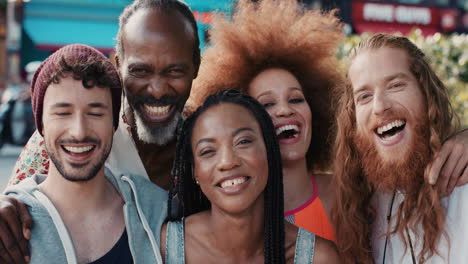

{"left": 220, "top": 177, "right": 246, "bottom": 188}
{"left": 144, "top": 104, "right": 171, "bottom": 116}
{"left": 63, "top": 145, "right": 93, "bottom": 153}
{"left": 275, "top": 124, "right": 299, "bottom": 136}
{"left": 377, "top": 120, "right": 405, "bottom": 135}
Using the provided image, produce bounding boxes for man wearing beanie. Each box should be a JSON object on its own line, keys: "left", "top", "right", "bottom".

{"left": 3, "top": 44, "right": 165, "bottom": 264}
{"left": 0, "top": 0, "right": 199, "bottom": 261}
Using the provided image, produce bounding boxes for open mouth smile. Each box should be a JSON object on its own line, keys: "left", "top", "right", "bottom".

{"left": 374, "top": 119, "right": 406, "bottom": 145}
{"left": 141, "top": 104, "right": 175, "bottom": 122}
{"left": 275, "top": 122, "right": 301, "bottom": 143}
{"left": 61, "top": 144, "right": 96, "bottom": 163}
{"left": 215, "top": 176, "right": 251, "bottom": 194}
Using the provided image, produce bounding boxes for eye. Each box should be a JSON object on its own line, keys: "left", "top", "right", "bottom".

{"left": 129, "top": 67, "right": 151, "bottom": 77}
{"left": 262, "top": 103, "right": 275, "bottom": 108}
{"left": 88, "top": 113, "right": 104, "bottom": 117}
{"left": 166, "top": 68, "right": 186, "bottom": 78}
{"left": 356, "top": 93, "right": 372, "bottom": 104}
{"left": 237, "top": 137, "right": 253, "bottom": 146}
{"left": 390, "top": 82, "right": 405, "bottom": 89}
{"left": 55, "top": 112, "right": 71, "bottom": 116}
{"left": 199, "top": 148, "right": 215, "bottom": 157}
{"left": 289, "top": 98, "right": 305, "bottom": 104}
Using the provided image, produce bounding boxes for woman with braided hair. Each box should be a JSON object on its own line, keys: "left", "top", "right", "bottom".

{"left": 187, "top": 0, "right": 344, "bottom": 241}
{"left": 161, "top": 89, "right": 340, "bottom": 263}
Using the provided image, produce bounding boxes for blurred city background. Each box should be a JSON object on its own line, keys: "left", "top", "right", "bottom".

{"left": 0, "top": 0, "right": 466, "bottom": 189}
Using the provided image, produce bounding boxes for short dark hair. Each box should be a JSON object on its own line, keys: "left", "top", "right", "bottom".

{"left": 116, "top": 0, "right": 201, "bottom": 71}
{"left": 47, "top": 56, "right": 122, "bottom": 129}
{"left": 168, "top": 89, "right": 286, "bottom": 263}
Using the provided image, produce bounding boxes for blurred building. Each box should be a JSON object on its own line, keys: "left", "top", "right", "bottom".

{"left": 1, "top": 0, "right": 466, "bottom": 92}
{"left": 308, "top": 0, "right": 467, "bottom": 35}
{"left": 1, "top": 0, "right": 233, "bottom": 92}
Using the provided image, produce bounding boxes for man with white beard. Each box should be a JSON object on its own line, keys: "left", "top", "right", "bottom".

{"left": 332, "top": 33, "right": 468, "bottom": 264}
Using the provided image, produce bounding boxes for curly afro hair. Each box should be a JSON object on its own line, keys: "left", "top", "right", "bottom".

{"left": 187, "top": 0, "right": 344, "bottom": 170}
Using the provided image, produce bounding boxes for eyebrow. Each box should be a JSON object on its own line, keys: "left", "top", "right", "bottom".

{"left": 383, "top": 72, "right": 410, "bottom": 83}
{"left": 232, "top": 127, "right": 254, "bottom": 137}
{"left": 51, "top": 103, "right": 72, "bottom": 108}
{"left": 353, "top": 72, "right": 410, "bottom": 95}
{"left": 256, "top": 87, "right": 302, "bottom": 99}
{"left": 50, "top": 102, "right": 108, "bottom": 109}
{"left": 88, "top": 102, "right": 109, "bottom": 109}
{"left": 195, "top": 127, "right": 255, "bottom": 148}
{"left": 128, "top": 62, "right": 152, "bottom": 68}
{"left": 166, "top": 63, "right": 189, "bottom": 69}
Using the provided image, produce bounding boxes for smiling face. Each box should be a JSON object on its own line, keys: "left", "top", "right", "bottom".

{"left": 42, "top": 76, "right": 114, "bottom": 182}
{"left": 191, "top": 103, "right": 268, "bottom": 215}
{"left": 119, "top": 8, "right": 197, "bottom": 145}
{"left": 248, "top": 68, "right": 312, "bottom": 163}
{"left": 349, "top": 47, "right": 427, "bottom": 164}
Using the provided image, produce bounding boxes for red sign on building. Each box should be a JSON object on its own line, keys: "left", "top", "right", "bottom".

{"left": 352, "top": 1, "right": 459, "bottom": 35}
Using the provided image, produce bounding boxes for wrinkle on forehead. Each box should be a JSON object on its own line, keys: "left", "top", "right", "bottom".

{"left": 123, "top": 8, "right": 194, "bottom": 49}
{"left": 349, "top": 48, "right": 412, "bottom": 90}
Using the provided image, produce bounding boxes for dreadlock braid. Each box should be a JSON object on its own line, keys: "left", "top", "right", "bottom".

{"left": 168, "top": 89, "right": 286, "bottom": 263}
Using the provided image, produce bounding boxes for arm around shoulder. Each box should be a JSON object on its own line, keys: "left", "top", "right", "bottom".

{"left": 313, "top": 237, "right": 341, "bottom": 264}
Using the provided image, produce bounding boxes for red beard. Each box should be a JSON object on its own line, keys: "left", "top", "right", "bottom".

{"left": 353, "top": 111, "right": 432, "bottom": 194}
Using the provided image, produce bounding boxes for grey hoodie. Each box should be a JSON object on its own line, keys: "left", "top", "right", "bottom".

{"left": 4, "top": 168, "right": 167, "bottom": 264}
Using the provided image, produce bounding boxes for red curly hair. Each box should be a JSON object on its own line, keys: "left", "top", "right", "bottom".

{"left": 331, "top": 34, "right": 460, "bottom": 264}
{"left": 187, "top": 0, "right": 344, "bottom": 170}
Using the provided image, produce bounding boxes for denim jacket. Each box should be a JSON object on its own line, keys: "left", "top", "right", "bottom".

{"left": 165, "top": 220, "right": 316, "bottom": 263}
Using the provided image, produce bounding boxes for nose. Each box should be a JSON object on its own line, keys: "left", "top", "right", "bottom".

{"left": 68, "top": 114, "right": 87, "bottom": 140}
{"left": 147, "top": 77, "right": 171, "bottom": 100}
{"left": 217, "top": 146, "right": 241, "bottom": 172}
{"left": 372, "top": 92, "right": 391, "bottom": 116}
{"left": 274, "top": 101, "right": 294, "bottom": 118}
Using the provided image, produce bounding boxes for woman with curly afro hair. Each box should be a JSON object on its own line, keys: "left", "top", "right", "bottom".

{"left": 187, "top": 0, "right": 344, "bottom": 242}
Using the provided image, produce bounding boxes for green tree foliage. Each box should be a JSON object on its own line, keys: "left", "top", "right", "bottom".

{"left": 338, "top": 30, "right": 467, "bottom": 127}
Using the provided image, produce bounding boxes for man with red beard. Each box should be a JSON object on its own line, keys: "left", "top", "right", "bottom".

{"left": 332, "top": 33, "right": 468, "bottom": 264}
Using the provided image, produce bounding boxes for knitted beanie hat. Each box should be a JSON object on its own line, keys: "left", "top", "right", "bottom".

{"left": 31, "top": 44, "right": 122, "bottom": 135}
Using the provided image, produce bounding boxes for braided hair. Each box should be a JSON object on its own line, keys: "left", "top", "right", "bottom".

{"left": 168, "top": 89, "right": 286, "bottom": 263}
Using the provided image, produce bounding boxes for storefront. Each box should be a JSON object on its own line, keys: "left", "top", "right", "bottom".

{"left": 21, "top": 0, "right": 232, "bottom": 70}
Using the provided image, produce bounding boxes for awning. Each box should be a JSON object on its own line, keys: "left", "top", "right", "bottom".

{"left": 24, "top": 17, "right": 118, "bottom": 52}
{"left": 23, "top": 0, "right": 127, "bottom": 52}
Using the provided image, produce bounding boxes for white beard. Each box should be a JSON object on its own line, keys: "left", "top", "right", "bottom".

{"left": 134, "top": 110, "right": 180, "bottom": 146}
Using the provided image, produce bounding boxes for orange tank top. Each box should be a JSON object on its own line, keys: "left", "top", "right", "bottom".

{"left": 284, "top": 174, "right": 336, "bottom": 242}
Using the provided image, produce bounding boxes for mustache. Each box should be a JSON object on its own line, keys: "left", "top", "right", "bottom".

{"left": 57, "top": 137, "right": 101, "bottom": 145}
{"left": 127, "top": 94, "right": 182, "bottom": 107}
{"left": 367, "top": 109, "right": 407, "bottom": 130}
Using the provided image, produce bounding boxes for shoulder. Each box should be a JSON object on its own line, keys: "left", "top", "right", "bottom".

{"left": 443, "top": 184, "right": 468, "bottom": 225}
{"left": 284, "top": 222, "right": 299, "bottom": 263}
{"left": 313, "top": 236, "right": 341, "bottom": 264}
{"left": 286, "top": 221, "right": 341, "bottom": 264}
{"left": 107, "top": 171, "right": 168, "bottom": 208}
{"left": 3, "top": 175, "right": 46, "bottom": 209}
{"left": 10, "top": 130, "right": 48, "bottom": 185}
{"left": 160, "top": 222, "right": 169, "bottom": 260}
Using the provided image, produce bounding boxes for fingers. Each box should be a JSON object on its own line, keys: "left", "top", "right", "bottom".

{"left": 16, "top": 202, "right": 31, "bottom": 241}
{"left": 0, "top": 219, "right": 25, "bottom": 264}
{"left": 456, "top": 162, "right": 468, "bottom": 187}
{"left": 427, "top": 142, "right": 451, "bottom": 185}
{"left": 0, "top": 196, "right": 30, "bottom": 264}
{"left": 441, "top": 143, "right": 464, "bottom": 196}
{"left": 5, "top": 201, "right": 30, "bottom": 262}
